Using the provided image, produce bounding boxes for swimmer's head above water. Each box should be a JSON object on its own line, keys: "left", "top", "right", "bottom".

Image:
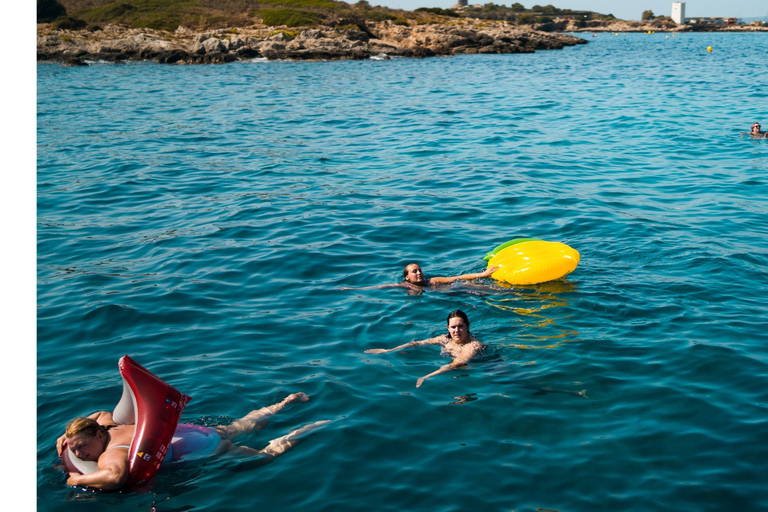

{"left": 64, "top": 417, "right": 109, "bottom": 462}
{"left": 446, "top": 309, "right": 471, "bottom": 344}
{"left": 750, "top": 122, "right": 767, "bottom": 138}
{"left": 403, "top": 263, "right": 427, "bottom": 285}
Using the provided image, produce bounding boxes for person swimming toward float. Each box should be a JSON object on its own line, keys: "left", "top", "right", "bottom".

{"left": 56, "top": 356, "right": 328, "bottom": 491}
{"left": 341, "top": 263, "right": 499, "bottom": 293}
{"left": 365, "top": 309, "right": 486, "bottom": 388}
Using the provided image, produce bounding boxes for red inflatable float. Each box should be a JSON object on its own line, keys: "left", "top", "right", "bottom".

{"left": 60, "top": 355, "right": 192, "bottom": 490}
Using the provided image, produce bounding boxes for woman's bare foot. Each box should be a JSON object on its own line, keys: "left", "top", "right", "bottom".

{"left": 261, "top": 420, "right": 331, "bottom": 456}
{"left": 283, "top": 392, "right": 309, "bottom": 405}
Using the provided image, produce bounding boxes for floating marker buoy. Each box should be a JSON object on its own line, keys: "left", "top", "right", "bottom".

{"left": 707, "top": 46, "right": 713, "bottom": 52}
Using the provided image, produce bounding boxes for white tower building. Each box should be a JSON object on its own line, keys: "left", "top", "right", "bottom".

{"left": 671, "top": 2, "right": 686, "bottom": 24}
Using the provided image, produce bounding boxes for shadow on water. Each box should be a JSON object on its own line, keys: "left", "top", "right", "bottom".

{"left": 485, "top": 280, "right": 577, "bottom": 313}
{"left": 485, "top": 279, "right": 581, "bottom": 350}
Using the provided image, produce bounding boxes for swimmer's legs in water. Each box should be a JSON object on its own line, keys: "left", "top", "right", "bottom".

{"left": 218, "top": 420, "right": 331, "bottom": 461}
{"left": 213, "top": 392, "right": 310, "bottom": 441}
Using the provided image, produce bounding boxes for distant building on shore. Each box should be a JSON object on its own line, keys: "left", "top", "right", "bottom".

{"left": 671, "top": 2, "right": 685, "bottom": 24}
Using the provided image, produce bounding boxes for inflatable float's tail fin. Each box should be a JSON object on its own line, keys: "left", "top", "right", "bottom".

{"left": 117, "top": 355, "right": 191, "bottom": 490}
{"left": 113, "top": 379, "right": 136, "bottom": 425}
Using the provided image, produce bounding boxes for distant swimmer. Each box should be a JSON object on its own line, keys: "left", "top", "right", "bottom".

{"left": 747, "top": 122, "right": 768, "bottom": 139}
{"left": 342, "top": 262, "right": 499, "bottom": 293}
{"left": 57, "top": 393, "right": 328, "bottom": 490}
{"left": 365, "top": 309, "right": 486, "bottom": 388}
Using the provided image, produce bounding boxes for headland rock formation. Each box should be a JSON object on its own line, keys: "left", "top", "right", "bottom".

{"left": 37, "top": 0, "right": 765, "bottom": 66}
{"left": 37, "top": 20, "right": 588, "bottom": 65}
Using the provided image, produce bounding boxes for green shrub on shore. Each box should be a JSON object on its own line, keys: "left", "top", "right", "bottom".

{"left": 259, "top": 8, "right": 324, "bottom": 27}
{"left": 518, "top": 13, "right": 535, "bottom": 24}
{"left": 52, "top": 15, "right": 87, "bottom": 29}
{"left": 268, "top": 28, "right": 299, "bottom": 39}
{"left": 96, "top": 2, "right": 137, "bottom": 18}
{"left": 363, "top": 11, "right": 397, "bottom": 22}
{"left": 38, "top": 0, "right": 67, "bottom": 22}
{"left": 73, "top": 0, "right": 226, "bottom": 31}
{"left": 259, "top": 0, "right": 341, "bottom": 10}
{"left": 335, "top": 23, "right": 360, "bottom": 31}
{"left": 415, "top": 7, "right": 461, "bottom": 18}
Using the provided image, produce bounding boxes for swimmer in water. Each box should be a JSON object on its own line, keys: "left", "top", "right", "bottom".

{"left": 747, "top": 122, "right": 768, "bottom": 139}
{"left": 56, "top": 393, "right": 328, "bottom": 490}
{"left": 365, "top": 309, "right": 486, "bottom": 388}
{"left": 342, "top": 263, "right": 499, "bottom": 293}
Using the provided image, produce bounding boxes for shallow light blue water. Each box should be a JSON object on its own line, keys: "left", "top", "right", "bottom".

{"left": 38, "top": 32, "right": 768, "bottom": 511}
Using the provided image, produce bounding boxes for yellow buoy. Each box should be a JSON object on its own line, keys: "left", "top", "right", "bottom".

{"left": 707, "top": 46, "right": 713, "bottom": 52}
{"left": 487, "top": 241, "right": 580, "bottom": 285}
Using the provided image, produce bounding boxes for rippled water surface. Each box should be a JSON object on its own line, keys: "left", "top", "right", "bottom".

{"left": 38, "top": 32, "right": 768, "bottom": 511}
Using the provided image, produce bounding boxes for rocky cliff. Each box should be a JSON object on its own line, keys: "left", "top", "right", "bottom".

{"left": 37, "top": 20, "right": 588, "bottom": 65}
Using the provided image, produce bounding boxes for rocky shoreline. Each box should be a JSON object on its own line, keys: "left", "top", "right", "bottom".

{"left": 555, "top": 18, "right": 768, "bottom": 33}
{"left": 37, "top": 20, "right": 589, "bottom": 65}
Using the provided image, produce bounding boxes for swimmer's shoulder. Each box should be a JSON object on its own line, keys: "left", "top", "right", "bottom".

{"left": 468, "top": 336, "right": 486, "bottom": 349}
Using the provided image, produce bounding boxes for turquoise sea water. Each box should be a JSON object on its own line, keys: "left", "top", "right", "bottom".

{"left": 37, "top": 32, "right": 768, "bottom": 511}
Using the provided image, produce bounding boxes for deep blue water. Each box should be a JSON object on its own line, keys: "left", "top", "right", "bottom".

{"left": 37, "top": 32, "right": 768, "bottom": 511}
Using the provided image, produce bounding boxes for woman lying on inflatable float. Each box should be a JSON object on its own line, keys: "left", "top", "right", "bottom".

{"left": 56, "top": 356, "right": 328, "bottom": 491}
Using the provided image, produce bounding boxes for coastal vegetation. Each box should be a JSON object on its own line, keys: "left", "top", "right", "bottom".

{"left": 40, "top": 0, "right": 619, "bottom": 31}
{"left": 39, "top": 0, "right": 767, "bottom": 33}
{"left": 38, "top": 0, "right": 67, "bottom": 22}
{"left": 457, "top": 3, "right": 616, "bottom": 25}
{"left": 40, "top": 0, "right": 412, "bottom": 31}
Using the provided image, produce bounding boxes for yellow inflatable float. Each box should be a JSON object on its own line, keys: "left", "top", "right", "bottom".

{"left": 485, "top": 239, "right": 580, "bottom": 285}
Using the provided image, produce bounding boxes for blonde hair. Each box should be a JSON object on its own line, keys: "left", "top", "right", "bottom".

{"left": 65, "top": 417, "right": 104, "bottom": 439}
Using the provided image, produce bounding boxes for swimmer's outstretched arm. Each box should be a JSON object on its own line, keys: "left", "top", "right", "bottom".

{"left": 428, "top": 266, "right": 499, "bottom": 285}
{"left": 415, "top": 344, "right": 479, "bottom": 388}
{"left": 65, "top": 447, "right": 129, "bottom": 490}
{"left": 416, "top": 363, "right": 460, "bottom": 388}
{"left": 364, "top": 337, "right": 440, "bottom": 355}
{"left": 340, "top": 283, "right": 408, "bottom": 291}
